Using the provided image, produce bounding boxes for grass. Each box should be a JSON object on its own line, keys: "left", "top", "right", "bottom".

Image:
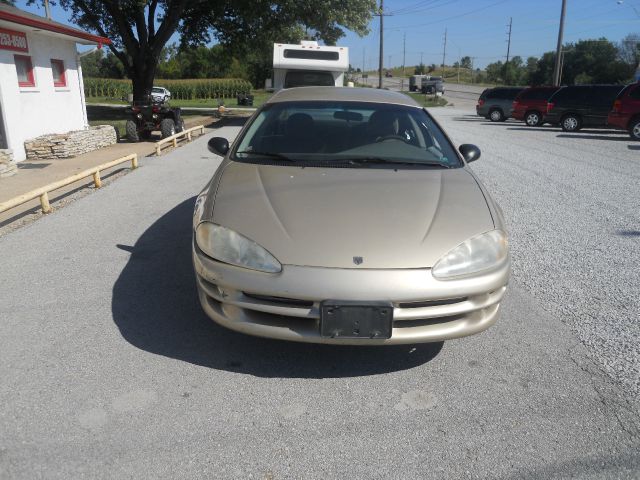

{"left": 85, "top": 90, "right": 274, "bottom": 109}
{"left": 404, "top": 92, "right": 448, "bottom": 107}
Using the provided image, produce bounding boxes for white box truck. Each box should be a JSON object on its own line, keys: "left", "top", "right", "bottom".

{"left": 272, "top": 41, "right": 349, "bottom": 90}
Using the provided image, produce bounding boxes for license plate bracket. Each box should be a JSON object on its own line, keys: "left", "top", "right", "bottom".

{"left": 320, "top": 301, "right": 393, "bottom": 339}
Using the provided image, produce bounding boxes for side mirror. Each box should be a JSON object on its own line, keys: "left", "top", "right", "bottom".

{"left": 208, "top": 137, "right": 229, "bottom": 156}
{"left": 459, "top": 144, "right": 481, "bottom": 163}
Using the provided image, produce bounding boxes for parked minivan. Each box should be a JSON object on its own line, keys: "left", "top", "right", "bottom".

{"left": 607, "top": 82, "right": 640, "bottom": 140}
{"left": 544, "top": 85, "right": 625, "bottom": 132}
{"left": 512, "top": 86, "right": 560, "bottom": 126}
{"left": 476, "top": 87, "right": 526, "bottom": 122}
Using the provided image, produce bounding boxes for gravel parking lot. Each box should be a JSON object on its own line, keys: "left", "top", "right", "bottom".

{"left": 0, "top": 111, "right": 639, "bottom": 479}
{"left": 436, "top": 108, "right": 640, "bottom": 398}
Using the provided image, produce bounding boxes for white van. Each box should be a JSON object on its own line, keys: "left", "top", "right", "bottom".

{"left": 272, "top": 41, "right": 349, "bottom": 90}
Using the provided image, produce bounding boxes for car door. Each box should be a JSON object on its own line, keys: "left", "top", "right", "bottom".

{"left": 585, "top": 86, "right": 621, "bottom": 126}
{"left": 625, "top": 84, "right": 640, "bottom": 121}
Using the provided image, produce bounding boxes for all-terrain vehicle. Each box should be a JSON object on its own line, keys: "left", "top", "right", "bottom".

{"left": 124, "top": 95, "right": 184, "bottom": 142}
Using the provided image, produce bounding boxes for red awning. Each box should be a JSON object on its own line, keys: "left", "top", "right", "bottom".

{"left": 0, "top": 4, "right": 111, "bottom": 46}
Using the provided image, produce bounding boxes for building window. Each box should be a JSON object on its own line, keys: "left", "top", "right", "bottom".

{"left": 14, "top": 54, "right": 35, "bottom": 87}
{"left": 51, "top": 59, "right": 66, "bottom": 87}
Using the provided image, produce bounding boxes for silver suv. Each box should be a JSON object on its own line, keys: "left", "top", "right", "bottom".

{"left": 151, "top": 86, "right": 171, "bottom": 103}
{"left": 476, "top": 87, "right": 524, "bottom": 122}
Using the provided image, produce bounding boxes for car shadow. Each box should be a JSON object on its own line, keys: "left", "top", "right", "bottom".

{"left": 452, "top": 116, "right": 486, "bottom": 122}
{"left": 615, "top": 229, "right": 640, "bottom": 237}
{"left": 556, "top": 134, "right": 630, "bottom": 141}
{"left": 628, "top": 145, "right": 640, "bottom": 150}
{"left": 209, "top": 116, "right": 251, "bottom": 129}
{"left": 111, "top": 198, "right": 444, "bottom": 378}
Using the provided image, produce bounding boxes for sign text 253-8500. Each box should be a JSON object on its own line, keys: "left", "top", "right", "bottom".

{"left": 0, "top": 28, "right": 28, "bottom": 53}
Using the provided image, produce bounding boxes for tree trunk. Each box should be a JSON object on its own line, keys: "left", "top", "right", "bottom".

{"left": 130, "top": 56, "right": 158, "bottom": 103}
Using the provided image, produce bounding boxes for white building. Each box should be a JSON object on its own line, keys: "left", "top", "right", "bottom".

{"left": 0, "top": 4, "right": 110, "bottom": 162}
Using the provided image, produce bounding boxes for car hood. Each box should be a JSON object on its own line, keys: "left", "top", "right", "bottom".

{"left": 208, "top": 162, "right": 494, "bottom": 269}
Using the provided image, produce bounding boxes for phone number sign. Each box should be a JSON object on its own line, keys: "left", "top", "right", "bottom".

{"left": 0, "top": 28, "right": 28, "bottom": 53}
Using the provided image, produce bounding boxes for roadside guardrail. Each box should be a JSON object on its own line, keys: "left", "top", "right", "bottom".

{"left": 155, "top": 125, "right": 205, "bottom": 156}
{"left": 0, "top": 153, "right": 138, "bottom": 215}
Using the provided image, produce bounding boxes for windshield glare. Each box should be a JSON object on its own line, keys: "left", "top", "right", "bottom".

{"left": 234, "top": 101, "right": 461, "bottom": 167}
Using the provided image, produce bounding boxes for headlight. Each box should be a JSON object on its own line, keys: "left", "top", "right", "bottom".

{"left": 195, "top": 223, "right": 281, "bottom": 273}
{"left": 432, "top": 230, "right": 508, "bottom": 280}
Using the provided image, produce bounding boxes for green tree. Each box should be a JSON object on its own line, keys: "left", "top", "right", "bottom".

{"left": 617, "top": 33, "right": 640, "bottom": 69}
{"left": 460, "top": 56, "right": 472, "bottom": 69}
{"left": 525, "top": 56, "right": 538, "bottom": 84}
{"left": 80, "top": 50, "right": 103, "bottom": 77}
{"left": 485, "top": 60, "right": 503, "bottom": 83}
{"left": 414, "top": 63, "right": 426, "bottom": 75}
{"left": 529, "top": 51, "right": 555, "bottom": 85}
{"left": 47, "top": 0, "right": 376, "bottom": 99}
{"left": 561, "top": 39, "right": 633, "bottom": 84}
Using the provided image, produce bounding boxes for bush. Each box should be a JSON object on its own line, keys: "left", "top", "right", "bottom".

{"left": 84, "top": 78, "right": 253, "bottom": 100}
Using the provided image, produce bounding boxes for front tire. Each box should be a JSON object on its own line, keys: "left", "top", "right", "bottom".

{"left": 629, "top": 118, "right": 640, "bottom": 140}
{"left": 561, "top": 114, "right": 581, "bottom": 132}
{"left": 125, "top": 120, "right": 139, "bottom": 142}
{"left": 489, "top": 108, "right": 504, "bottom": 122}
{"left": 160, "top": 118, "right": 176, "bottom": 139}
{"left": 525, "top": 110, "right": 542, "bottom": 127}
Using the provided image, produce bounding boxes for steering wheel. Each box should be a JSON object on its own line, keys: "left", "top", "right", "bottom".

{"left": 375, "top": 135, "right": 408, "bottom": 143}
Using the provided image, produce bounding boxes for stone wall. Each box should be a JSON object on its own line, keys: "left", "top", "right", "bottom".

{"left": 24, "top": 125, "right": 117, "bottom": 160}
{"left": 0, "top": 149, "right": 17, "bottom": 178}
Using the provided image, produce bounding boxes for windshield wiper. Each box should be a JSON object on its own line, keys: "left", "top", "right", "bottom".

{"left": 235, "top": 150, "right": 294, "bottom": 161}
{"left": 338, "top": 157, "right": 451, "bottom": 168}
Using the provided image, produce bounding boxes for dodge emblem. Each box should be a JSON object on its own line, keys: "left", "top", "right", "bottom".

{"left": 353, "top": 256, "right": 363, "bottom": 265}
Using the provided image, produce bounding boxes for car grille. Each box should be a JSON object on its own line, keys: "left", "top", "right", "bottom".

{"left": 198, "top": 278, "right": 504, "bottom": 325}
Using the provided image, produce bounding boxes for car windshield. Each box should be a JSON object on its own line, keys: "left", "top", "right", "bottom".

{"left": 152, "top": 87, "right": 163, "bottom": 93}
{"left": 233, "top": 101, "right": 461, "bottom": 168}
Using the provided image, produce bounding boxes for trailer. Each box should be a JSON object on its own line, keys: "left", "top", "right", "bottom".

{"left": 272, "top": 41, "right": 349, "bottom": 90}
{"left": 409, "top": 75, "right": 428, "bottom": 92}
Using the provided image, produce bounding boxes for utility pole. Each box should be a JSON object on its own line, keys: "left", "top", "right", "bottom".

{"left": 362, "top": 48, "right": 366, "bottom": 85}
{"left": 402, "top": 33, "right": 406, "bottom": 77}
{"left": 504, "top": 17, "right": 512, "bottom": 85}
{"left": 441, "top": 28, "right": 447, "bottom": 76}
{"left": 470, "top": 57, "right": 475, "bottom": 83}
{"left": 552, "top": 0, "right": 567, "bottom": 86}
{"left": 378, "top": 0, "right": 384, "bottom": 89}
{"left": 44, "top": 0, "right": 51, "bottom": 19}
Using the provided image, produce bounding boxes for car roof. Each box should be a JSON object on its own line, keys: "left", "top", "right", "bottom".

{"left": 266, "top": 87, "right": 421, "bottom": 107}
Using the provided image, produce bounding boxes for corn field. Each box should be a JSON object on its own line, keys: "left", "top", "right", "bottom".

{"left": 84, "top": 78, "right": 253, "bottom": 99}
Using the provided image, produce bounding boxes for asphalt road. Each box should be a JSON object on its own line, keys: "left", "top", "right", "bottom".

{"left": 1, "top": 112, "right": 639, "bottom": 479}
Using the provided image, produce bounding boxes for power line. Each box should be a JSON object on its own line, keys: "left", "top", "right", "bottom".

{"left": 387, "top": 0, "right": 510, "bottom": 31}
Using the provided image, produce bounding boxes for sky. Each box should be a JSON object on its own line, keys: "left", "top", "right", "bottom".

{"left": 13, "top": 0, "right": 640, "bottom": 69}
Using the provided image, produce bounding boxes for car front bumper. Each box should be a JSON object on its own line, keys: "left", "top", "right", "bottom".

{"left": 193, "top": 245, "right": 510, "bottom": 345}
{"left": 607, "top": 112, "right": 629, "bottom": 130}
{"left": 511, "top": 108, "right": 525, "bottom": 120}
